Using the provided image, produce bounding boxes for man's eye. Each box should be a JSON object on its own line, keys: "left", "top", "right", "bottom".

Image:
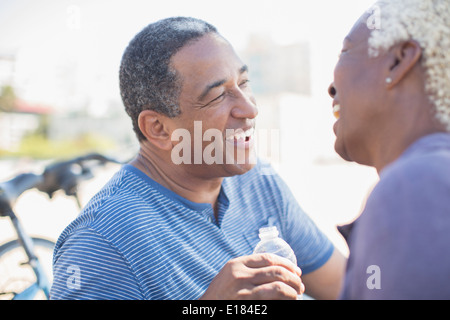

{"left": 213, "top": 92, "right": 226, "bottom": 101}
{"left": 239, "top": 79, "right": 250, "bottom": 87}
{"left": 205, "top": 93, "right": 225, "bottom": 107}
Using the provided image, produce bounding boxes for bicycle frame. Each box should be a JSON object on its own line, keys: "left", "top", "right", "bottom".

{"left": 5, "top": 208, "right": 51, "bottom": 300}
{"left": 0, "top": 153, "right": 122, "bottom": 299}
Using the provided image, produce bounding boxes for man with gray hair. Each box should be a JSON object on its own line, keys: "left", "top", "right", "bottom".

{"left": 51, "top": 17, "right": 346, "bottom": 300}
{"left": 328, "top": 0, "right": 450, "bottom": 299}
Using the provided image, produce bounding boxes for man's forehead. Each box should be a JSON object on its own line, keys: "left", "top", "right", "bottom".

{"left": 171, "top": 33, "right": 245, "bottom": 79}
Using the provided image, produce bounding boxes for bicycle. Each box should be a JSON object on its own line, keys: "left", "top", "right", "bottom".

{"left": 0, "top": 153, "right": 121, "bottom": 300}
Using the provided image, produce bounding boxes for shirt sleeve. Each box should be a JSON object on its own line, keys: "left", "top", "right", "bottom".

{"left": 51, "top": 228, "right": 145, "bottom": 300}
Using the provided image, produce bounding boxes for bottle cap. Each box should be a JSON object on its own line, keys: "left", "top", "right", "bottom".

{"left": 258, "top": 226, "right": 279, "bottom": 239}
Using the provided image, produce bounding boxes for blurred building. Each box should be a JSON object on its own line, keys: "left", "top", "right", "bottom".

{"left": 242, "top": 34, "right": 311, "bottom": 97}
{"left": 239, "top": 35, "right": 312, "bottom": 166}
{"left": 0, "top": 100, "right": 52, "bottom": 151}
{"left": 240, "top": 35, "right": 311, "bottom": 130}
{"left": 0, "top": 51, "right": 16, "bottom": 86}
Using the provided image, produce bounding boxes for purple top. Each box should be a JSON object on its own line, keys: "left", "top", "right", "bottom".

{"left": 340, "top": 133, "right": 450, "bottom": 299}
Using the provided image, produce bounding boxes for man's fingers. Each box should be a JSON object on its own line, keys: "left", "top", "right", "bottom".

{"left": 201, "top": 254, "right": 305, "bottom": 300}
{"left": 244, "top": 253, "right": 304, "bottom": 297}
{"left": 250, "top": 265, "right": 303, "bottom": 294}
{"left": 245, "top": 253, "right": 302, "bottom": 277}
{"left": 251, "top": 281, "right": 299, "bottom": 300}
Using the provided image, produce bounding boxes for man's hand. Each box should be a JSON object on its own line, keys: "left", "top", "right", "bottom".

{"left": 200, "top": 253, "right": 305, "bottom": 300}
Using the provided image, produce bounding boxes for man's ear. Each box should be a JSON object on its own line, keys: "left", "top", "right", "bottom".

{"left": 138, "top": 109, "right": 173, "bottom": 151}
{"left": 386, "top": 40, "right": 422, "bottom": 89}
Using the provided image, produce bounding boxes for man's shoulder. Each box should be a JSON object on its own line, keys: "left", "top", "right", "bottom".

{"left": 54, "top": 167, "right": 160, "bottom": 250}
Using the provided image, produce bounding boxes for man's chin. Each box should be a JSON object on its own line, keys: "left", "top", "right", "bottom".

{"left": 222, "top": 145, "right": 258, "bottom": 175}
{"left": 222, "top": 161, "right": 256, "bottom": 177}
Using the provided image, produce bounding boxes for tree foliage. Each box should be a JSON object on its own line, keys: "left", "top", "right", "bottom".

{"left": 0, "top": 85, "right": 16, "bottom": 112}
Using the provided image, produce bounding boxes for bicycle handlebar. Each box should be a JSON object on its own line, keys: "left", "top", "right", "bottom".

{"left": 37, "top": 153, "right": 121, "bottom": 198}
{"left": 0, "top": 152, "right": 122, "bottom": 216}
{"left": 0, "top": 173, "right": 44, "bottom": 215}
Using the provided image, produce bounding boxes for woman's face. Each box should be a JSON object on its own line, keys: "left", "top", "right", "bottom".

{"left": 330, "top": 15, "right": 390, "bottom": 166}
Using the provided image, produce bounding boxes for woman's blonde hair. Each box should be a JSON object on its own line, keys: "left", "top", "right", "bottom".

{"left": 369, "top": 0, "right": 450, "bottom": 130}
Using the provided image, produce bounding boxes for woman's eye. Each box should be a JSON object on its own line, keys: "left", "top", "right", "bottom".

{"left": 338, "top": 49, "right": 348, "bottom": 58}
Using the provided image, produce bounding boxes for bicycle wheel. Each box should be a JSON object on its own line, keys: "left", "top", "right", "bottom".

{"left": 0, "top": 237, "right": 55, "bottom": 300}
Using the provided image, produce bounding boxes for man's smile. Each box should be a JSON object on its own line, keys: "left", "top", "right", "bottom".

{"left": 225, "top": 127, "right": 255, "bottom": 147}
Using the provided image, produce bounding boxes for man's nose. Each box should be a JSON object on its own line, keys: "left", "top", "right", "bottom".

{"left": 328, "top": 83, "right": 337, "bottom": 98}
{"left": 231, "top": 91, "right": 258, "bottom": 119}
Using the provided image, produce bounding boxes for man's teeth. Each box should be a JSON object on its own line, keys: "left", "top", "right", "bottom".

{"left": 333, "top": 104, "right": 341, "bottom": 119}
{"left": 226, "top": 128, "right": 254, "bottom": 141}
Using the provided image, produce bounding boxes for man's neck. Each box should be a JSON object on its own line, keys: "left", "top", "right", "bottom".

{"left": 130, "top": 149, "right": 223, "bottom": 215}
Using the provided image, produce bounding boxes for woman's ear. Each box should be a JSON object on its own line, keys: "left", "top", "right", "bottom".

{"left": 386, "top": 40, "right": 422, "bottom": 89}
{"left": 138, "top": 109, "right": 173, "bottom": 151}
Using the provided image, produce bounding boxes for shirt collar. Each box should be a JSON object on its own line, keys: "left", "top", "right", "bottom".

{"left": 124, "top": 164, "right": 231, "bottom": 214}
{"left": 124, "top": 164, "right": 211, "bottom": 212}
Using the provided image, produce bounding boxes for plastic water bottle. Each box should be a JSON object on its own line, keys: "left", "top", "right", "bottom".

{"left": 253, "top": 226, "right": 303, "bottom": 299}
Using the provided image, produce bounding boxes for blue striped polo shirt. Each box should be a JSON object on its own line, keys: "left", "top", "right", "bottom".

{"left": 51, "top": 161, "right": 334, "bottom": 300}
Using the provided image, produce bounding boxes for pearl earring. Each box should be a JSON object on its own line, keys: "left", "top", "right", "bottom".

{"left": 385, "top": 77, "right": 393, "bottom": 84}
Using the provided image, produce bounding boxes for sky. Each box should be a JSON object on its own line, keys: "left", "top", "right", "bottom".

{"left": 0, "top": 0, "right": 376, "bottom": 115}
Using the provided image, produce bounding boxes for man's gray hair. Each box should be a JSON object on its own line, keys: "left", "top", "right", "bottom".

{"left": 119, "top": 17, "right": 218, "bottom": 141}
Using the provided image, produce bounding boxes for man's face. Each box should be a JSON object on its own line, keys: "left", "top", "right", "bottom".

{"left": 169, "top": 33, "right": 258, "bottom": 178}
{"left": 330, "top": 16, "right": 388, "bottom": 166}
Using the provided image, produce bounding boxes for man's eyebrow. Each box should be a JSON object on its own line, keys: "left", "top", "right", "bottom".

{"left": 197, "top": 64, "right": 249, "bottom": 101}
{"left": 239, "top": 64, "right": 248, "bottom": 74}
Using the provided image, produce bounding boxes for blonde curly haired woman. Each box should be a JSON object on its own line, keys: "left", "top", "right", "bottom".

{"left": 328, "top": 0, "right": 450, "bottom": 299}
